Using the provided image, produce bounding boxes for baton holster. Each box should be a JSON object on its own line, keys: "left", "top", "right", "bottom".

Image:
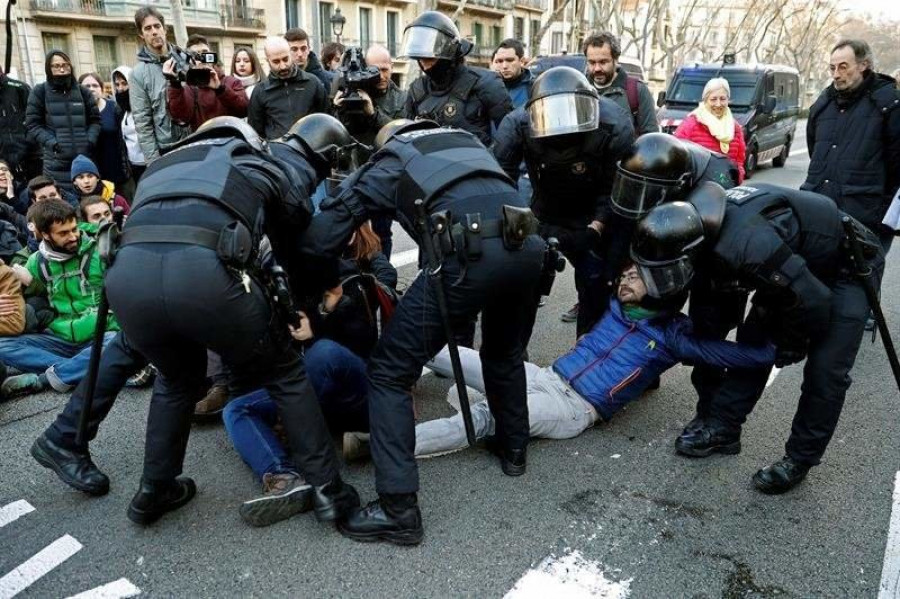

{"left": 538, "top": 237, "right": 566, "bottom": 296}
{"left": 429, "top": 210, "right": 454, "bottom": 261}
{"left": 501, "top": 205, "right": 538, "bottom": 251}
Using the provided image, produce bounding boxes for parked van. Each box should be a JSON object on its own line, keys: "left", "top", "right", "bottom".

{"left": 657, "top": 63, "right": 800, "bottom": 177}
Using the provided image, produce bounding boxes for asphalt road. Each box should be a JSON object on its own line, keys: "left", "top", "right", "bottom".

{"left": 3, "top": 124, "right": 900, "bottom": 598}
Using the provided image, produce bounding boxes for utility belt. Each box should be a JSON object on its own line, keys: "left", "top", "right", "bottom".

{"left": 840, "top": 214, "right": 881, "bottom": 262}
{"left": 117, "top": 221, "right": 256, "bottom": 269}
{"left": 426, "top": 204, "right": 538, "bottom": 264}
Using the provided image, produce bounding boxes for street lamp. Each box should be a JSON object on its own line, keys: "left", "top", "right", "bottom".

{"left": 330, "top": 7, "right": 346, "bottom": 43}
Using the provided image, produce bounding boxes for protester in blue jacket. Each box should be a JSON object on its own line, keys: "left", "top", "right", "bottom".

{"left": 411, "top": 264, "right": 776, "bottom": 457}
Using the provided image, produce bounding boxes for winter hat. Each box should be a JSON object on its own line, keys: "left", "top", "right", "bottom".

{"left": 71, "top": 154, "right": 100, "bottom": 182}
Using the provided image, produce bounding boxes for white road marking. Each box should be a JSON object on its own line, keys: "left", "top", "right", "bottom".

{"left": 66, "top": 578, "right": 142, "bottom": 599}
{"left": 878, "top": 471, "right": 900, "bottom": 599}
{"left": 0, "top": 535, "right": 83, "bottom": 599}
{"left": 789, "top": 148, "right": 807, "bottom": 157}
{"left": 765, "top": 367, "right": 781, "bottom": 388}
{"left": 0, "top": 501, "right": 35, "bottom": 529}
{"left": 390, "top": 249, "right": 419, "bottom": 268}
{"left": 505, "top": 550, "right": 631, "bottom": 598}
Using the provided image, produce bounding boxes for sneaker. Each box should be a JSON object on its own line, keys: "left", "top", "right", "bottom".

{"left": 446, "top": 384, "right": 487, "bottom": 413}
{"left": 342, "top": 432, "right": 371, "bottom": 463}
{"left": 560, "top": 303, "right": 579, "bottom": 323}
{"left": 192, "top": 384, "right": 229, "bottom": 422}
{"left": 125, "top": 364, "right": 157, "bottom": 388}
{"left": 239, "top": 472, "right": 313, "bottom": 527}
{"left": 2, "top": 373, "right": 47, "bottom": 400}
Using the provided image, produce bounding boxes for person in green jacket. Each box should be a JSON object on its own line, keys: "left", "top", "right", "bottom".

{"left": 0, "top": 198, "right": 117, "bottom": 399}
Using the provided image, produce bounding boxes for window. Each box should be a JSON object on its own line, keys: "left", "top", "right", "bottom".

{"left": 491, "top": 25, "right": 502, "bottom": 49}
{"left": 386, "top": 11, "right": 400, "bottom": 56}
{"left": 92, "top": 36, "right": 117, "bottom": 83}
{"left": 319, "top": 2, "right": 334, "bottom": 43}
{"left": 285, "top": 0, "right": 301, "bottom": 30}
{"left": 530, "top": 19, "right": 541, "bottom": 49}
{"left": 473, "top": 22, "right": 483, "bottom": 49}
{"left": 42, "top": 32, "right": 70, "bottom": 58}
{"left": 551, "top": 31, "right": 563, "bottom": 54}
{"left": 359, "top": 7, "right": 372, "bottom": 51}
{"left": 514, "top": 17, "right": 524, "bottom": 41}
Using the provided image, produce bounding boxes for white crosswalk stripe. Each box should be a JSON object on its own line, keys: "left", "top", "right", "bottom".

{"left": 0, "top": 535, "right": 82, "bottom": 599}
{"left": 66, "top": 578, "right": 142, "bottom": 599}
{"left": 0, "top": 501, "right": 35, "bottom": 529}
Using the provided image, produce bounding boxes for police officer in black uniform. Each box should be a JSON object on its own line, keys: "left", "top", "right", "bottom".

{"left": 493, "top": 67, "right": 637, "bottom": 335}
{"left": 631, "top": 182, "right": 885, "bottom": 494}
{"left": 297, "top": 119, "right": 545, "bottom": 545}
{"left": 403, "top": 11, "right": 512, "bottom": 146}
{"left": 103, "top": 115, "right": 361, "bottom": 525}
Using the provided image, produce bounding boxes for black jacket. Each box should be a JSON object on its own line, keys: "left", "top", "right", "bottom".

{"left": 802, "top": 72, "right": 900, "bottom": 232}
{"left": 0, "top": 68, "right": 34, "bottom": 173}
{"left": 305, "top": 51, "right": 335, "bottom": 91}
{"left": 248, "top": 66, "right": 326, "bottom": 139}
{"left": 25, "top": 51, "right": 101, "bottom": 189}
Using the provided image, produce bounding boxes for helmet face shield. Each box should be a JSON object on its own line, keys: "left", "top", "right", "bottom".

{"left": 611, "top": 166, "right": 689, "bottom": 219}
{"left": 632, "top": 254, "right": 696, "bottom": 299}
{"left": 527, "top": 93, "right": 599, "bottom": 138}
{"left": 402, "top": 26, "right": 457, "bottom": 60}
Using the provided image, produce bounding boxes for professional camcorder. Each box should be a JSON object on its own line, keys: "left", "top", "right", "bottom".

{"left": 335, "top": 47, "right": 381, "bottom": 114}
{"left": 170, "top": 46, "right": 218, "bottom": 87}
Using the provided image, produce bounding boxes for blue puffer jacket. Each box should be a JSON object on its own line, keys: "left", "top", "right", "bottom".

{"left": 552, "top": 300, "right": 775, "bottom": 421}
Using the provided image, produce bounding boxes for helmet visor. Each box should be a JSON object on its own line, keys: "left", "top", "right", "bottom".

{"left": 527, "top": 93, "right": 599, "bottom": 138}
{"left": 632, "top": 254, "right": 695, "bottom": 299}
{"left": 611, "top": 167, "right": 684, "bottom": 220}
{"left": 402, "top": 27, "right": 457, "bottom": 60}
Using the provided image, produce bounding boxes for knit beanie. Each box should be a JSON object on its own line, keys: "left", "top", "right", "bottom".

{"left": 70, "top": 154, "right": 100, "bottom": 181}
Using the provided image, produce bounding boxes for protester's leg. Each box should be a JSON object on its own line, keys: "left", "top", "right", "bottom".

{"left": 525, "top": 367, "right": 598, "bottom": 439}
{"left": 304, "top": 339, "right": 369, "bottom": 433}
{"left": 45, "top": 332, "right": 118, "bottom": 392}
{"left": 0, "top": 333, "right": 81, "bottom": 374}
{"left": 223, "top": 389, "right": 295, "bottom": 481}
{"left": 414, "top": 402, "right": 495, "bottom": 457}
{"left": 426, "top": 345, "right": 487, "bottom": 394}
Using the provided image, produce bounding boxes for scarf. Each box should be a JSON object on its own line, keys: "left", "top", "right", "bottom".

{"left": 234, "top": 73, "right": 258, "bottom": 89}
{"left": 622, "top": 304, "right": 659, "bottom": 321}
{"left": 691, "top": 103, "right": 735, "bottom": 154}
{"left": 38, "top": 240, "right": 76, "bottom": 263}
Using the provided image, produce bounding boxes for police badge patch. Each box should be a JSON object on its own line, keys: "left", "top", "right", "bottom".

{"left": 571, "top": 162, "right": 586, "bottom": 174}
{"left": 444, "top": 103, "right": 458, "bottom": 118}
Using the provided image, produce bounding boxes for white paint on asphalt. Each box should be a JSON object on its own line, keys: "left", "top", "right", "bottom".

{"left": 765, "top": 367, "right": 782, "bottom": 389}
{"left": 504, "top": 550, "right": 631, "bottom": 599}
{"left": 66, "top": 578, "right": 142, "bottom": 599}
{"left": 789, "top": 148, "right": 808, "bottom": 157}
{"left": 0, "top": 501, "right": 34, "bottom": 529}
{"left": 878, "top": 471, "right": 900, "bottom": 599}
{"left": 0, "top": 534, "right": 83, "bottom": 599}
{"left": 390, "top": 249, "right": 419, "bottom": 268}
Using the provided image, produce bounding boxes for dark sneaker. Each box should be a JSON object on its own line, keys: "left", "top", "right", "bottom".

{"left": 338, "top": 499, "right": 424, "bottom": 546}
{"left": 752, "top": 457, "right": 811, "bottom": 494}
{"left": 239, "top": 472, "right": 312, "bottom": 527}
{"left": 31, "top": 434, "right": 110, "bottom": 496}
{"left": 2, "top": 373, "right": 47, "bottom": 399}
{"left": 312, "top": 478, "right": 360, "bottom": 522}
{"left": 192, "top": 384, "right": 229, "bottom": 422}
{"left": 675, "top": 423, "right": 741, "bottom": 457}
{"left": 125, "top": 365, "right": 157, "bottom": 388}
{"left": 560, "top": 303, "right": 579, "bottom": 323}
{"left": 127, "top": 477, "right": 197, "bottom": 525}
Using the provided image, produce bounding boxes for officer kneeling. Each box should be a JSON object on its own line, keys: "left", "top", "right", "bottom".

{"left": 631, "top": 182, "right": 885, "bottom": 494}
{"left": 297, "top": 119, "right": 546, "bottom": 545}
{"left": 105, "top": 116, "right": 361, "bottom": 525}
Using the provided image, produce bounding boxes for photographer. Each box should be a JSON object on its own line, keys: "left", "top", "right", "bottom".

{"left": 164, "top": 35, "right": 248, "bottom": 131}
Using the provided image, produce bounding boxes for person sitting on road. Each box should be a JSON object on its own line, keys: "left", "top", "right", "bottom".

{"left": 674, "top": 77, "right": 746, "bottom": 183}
{"left": 78, "top": 195, "right": 112, "bottom": 225}
{"left": 70, "top": 155, "right": 130, "bottom": 215}
{"left": 406, "top": 264, "right": 775, "bottom": 457}
{"left": 15, "top": 175, "right": 79, "bottom": 218}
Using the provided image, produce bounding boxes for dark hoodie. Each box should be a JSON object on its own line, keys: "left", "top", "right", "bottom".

{"left": 305, "top": 51, "right": 335, "bottom": 91}
{"left": 0, "top": 66, "right": 35, "bottom": 175}
{"left": 25, "top": 50, "right": 101, "bottom": 191}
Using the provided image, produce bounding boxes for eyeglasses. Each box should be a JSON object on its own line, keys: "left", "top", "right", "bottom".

{"left": 620, "top": 273, "right": 642, "bottom": 283}
{"left": 50, "top": 63, "right": 71, "bottom": 72}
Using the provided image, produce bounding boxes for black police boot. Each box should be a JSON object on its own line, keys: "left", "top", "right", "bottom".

{"left": 312, "top": 477, "right": 360, "bottom": 523}
{"left": 675, "top": 421, "right": 741, "bottom": 458}
{"left": 752, "top": 457, "right": 811, "bottom": 494}
{"left": 127, "top": 477, "right": 197, "bottom": 525}
{"left": 682, "top": 413, "right": 706, "bottom": 434}
{"left": 337, "top": 493, "right": 424, "bottom": 546}
{"left": 485, "top": 436, "right": 527, "bottom": 476}
{"left": 31, "top": 433, "right": 110, "bottom": 496}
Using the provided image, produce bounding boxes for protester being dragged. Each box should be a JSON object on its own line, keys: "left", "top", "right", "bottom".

{"left": 70, "top": 155, "right": 130, "bottom": 215}
{"left": 674, "top": 77, "right": 746, "bottom": 183}
{"left": 231, "top": 47, "right": 263, "bottom": 100}
{"left": 79, "top": 73, "right": 130, "bottom": 195}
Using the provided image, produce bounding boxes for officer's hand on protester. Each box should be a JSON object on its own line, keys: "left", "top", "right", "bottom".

{"left": 322, "top": 285, "right": 343, "bottom": 313}
{"left": 0, "top": 293, "right": 19, "bottom": 317}
{"left": 289, "top": 311, "right": 314, "bottom": 341}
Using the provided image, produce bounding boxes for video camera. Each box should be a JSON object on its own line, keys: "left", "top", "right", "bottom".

{"left": 335, "top": 47, "right": 381, "bottom": 115}
{"left": 170, "top": 46, "right": 218, "bottom": 87}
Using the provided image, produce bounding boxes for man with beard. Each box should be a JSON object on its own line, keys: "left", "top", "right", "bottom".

{"left": 403, "top": 11, "right": 511, "bottom": 146}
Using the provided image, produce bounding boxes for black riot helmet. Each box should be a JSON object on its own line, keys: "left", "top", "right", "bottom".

{"left": 373, "top": 118, "right": 440, "bottom": 151}
{"left": 630, "top": 201, "right": 706, "bottom": 298}
{"left": 525, "top": 66, "right": 599, "bottom": 139}
{"left": 275, "top": 114, "right": 356, "bottom": 178}
{"left": 686, "top": 181, "right": 727, "bottom": 240}
{"left": 611, "top": 133, "right": 693, "bottom": 219}
{"left": 402, "top": 11, "right": 472, "bottom": 61}
{"left": 180, "top": 115, "right": 266, "bottom": 153}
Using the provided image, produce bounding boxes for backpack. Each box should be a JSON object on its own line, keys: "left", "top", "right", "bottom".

{"left": 624, "top": 75, "right": 640, "bottom": 127}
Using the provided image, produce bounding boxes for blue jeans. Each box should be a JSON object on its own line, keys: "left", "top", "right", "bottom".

{"left": 0, "top": 331, "right": 117, "bottom": 391}
{"left": 223, "top": 339, "right": 369, "bottom": 480}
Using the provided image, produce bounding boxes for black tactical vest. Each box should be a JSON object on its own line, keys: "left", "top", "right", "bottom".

{"left": 409, "top": 67, "right": 490, "bottom": 144}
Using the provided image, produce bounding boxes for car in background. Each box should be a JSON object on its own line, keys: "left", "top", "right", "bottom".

{"left": 657, "top": 63, "right": 800, "bottom": 177}
{"left": 527, "top": 53, "right": 645, "bottom": 81}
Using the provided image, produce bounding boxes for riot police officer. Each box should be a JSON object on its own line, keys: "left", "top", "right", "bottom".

{"left": 297, "top": 119, "right": 545, "bottom": 545}
{"left": 631, "top": 182, "right": 885, "bottom": 494}
{"left": 103, "top": 115, "right": 361, "bottom": 525}
{"left": 493, "top": 68, "right": 636, "bottom": 335}
{"left": 402, "top": 11, "right": 511, "bottom": 145}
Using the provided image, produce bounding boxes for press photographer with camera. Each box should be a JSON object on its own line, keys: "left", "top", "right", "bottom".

{"left": 163, "top": 35, "right": 248, "bottom": 132}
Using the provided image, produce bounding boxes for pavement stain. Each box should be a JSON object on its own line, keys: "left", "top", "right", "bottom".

{"left": 560, "top": 488, "right": 607, "bottom": 519}
{"left": 692, "top": 551, "right": 790, "bottom": 598}
{"left": 629, "top": 491, "right": 707, "bottom": 520}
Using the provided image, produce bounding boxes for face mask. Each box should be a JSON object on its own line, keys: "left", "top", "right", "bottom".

{"left": 115, "top": 90, "right": 131, "bottom": 113}
{"left": 425, "top": 59, "right": 456, "bottom": 88}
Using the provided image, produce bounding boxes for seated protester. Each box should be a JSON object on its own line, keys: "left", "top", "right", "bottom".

{"left": 408, "top": 265, "right": 776, "bottom": 457}
{"left": 78, "top": 195, "right": 112, "bottom": 225}
{"left": 0, "top": 159, "right": 23, "bottom": 208}
{"left": 224, "top": 222, "right": 397, "bottom": 528}
{"left": 0, "top": 199, "right": 118, "bottom": 399}
{"left": 70, "top": 155, "right": 130, "bottom": 215}
{"left": 15, "top": 175, "right": 79, "bottom": 217}
{"left": 0, "top": 161, "right": 27, "bottom": 244}
{"left": 0, "top": 218, "right": 26, "bottom": 343}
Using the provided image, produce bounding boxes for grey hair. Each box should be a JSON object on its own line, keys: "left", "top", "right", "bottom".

{"left": 832, "top": 39, "right": 875, "bottom": 71}
{"left": 702, "top": 77, "right": 730, "bottom": 101}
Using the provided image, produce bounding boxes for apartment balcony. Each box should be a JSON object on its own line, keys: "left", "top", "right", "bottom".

{"left": 28, "top": 0, "right": 262, "bottom": 30}
{"left": 513, "top": 0, "right": 545, "bottom": 12}
{"left": 222, "top": 4, "right": 266, "bottom": 30}
{"left": 437, "top": 0, "right": 513, "bottom": 18}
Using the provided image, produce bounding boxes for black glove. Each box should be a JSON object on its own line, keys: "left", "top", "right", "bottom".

{"left": 774, "top": 346, "right": 807, "bottom": 367}
{"left": 574, "top": 226, "right": 603, "bottom": 255}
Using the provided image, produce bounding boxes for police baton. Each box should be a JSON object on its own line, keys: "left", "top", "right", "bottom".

{"left": 414, "top": 199, "right": 477, "bottom": 447}
{"left": 841, "top": 216, "right": 900, "bottom": 393}
{"left": 75, "top": 208, "right": 124, "bottom": 447}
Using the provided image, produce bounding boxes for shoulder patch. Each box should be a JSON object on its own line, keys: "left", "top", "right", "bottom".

{"left": 725, "top": 185, "right": 761, "bottom": 204}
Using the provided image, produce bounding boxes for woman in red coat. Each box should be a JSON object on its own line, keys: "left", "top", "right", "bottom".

{"left": 674, "top": 77, "right": 746, "bottom": 182}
